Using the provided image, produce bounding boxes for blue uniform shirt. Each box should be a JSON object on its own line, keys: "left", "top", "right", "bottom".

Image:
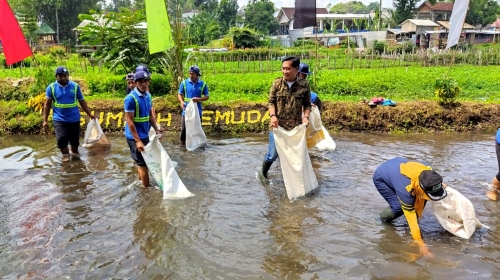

{"left": 124, "top": 88, "right": 152, "bottom": 140}
{"left": 374, "top": 157, "right": 430, "bottom": 207}
{"left": 45, "top": 81, "right": 84, "bottom": 123}
{"left": 310, "top": 92, "right": 318, "bottom": 103}
{"left": 178, "top": 78, "right": 209, "bottom": 116}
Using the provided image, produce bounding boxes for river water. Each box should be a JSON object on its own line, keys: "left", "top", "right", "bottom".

{"left": 0, "top": 132, "right": 499, "bottom": 279}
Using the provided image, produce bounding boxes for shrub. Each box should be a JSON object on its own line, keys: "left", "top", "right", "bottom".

{"left": 372, "top": 40, "right": 386, "bottom": 54}
{"left": 435, "top": 75, "right": 460, "bottom": 105}
{"left": 48, "top": 46, "right": 67, "bottom": 58}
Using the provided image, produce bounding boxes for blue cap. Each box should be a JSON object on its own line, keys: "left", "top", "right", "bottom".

{"left": 134, "top": 70, "right": 151, "bottom": 81}
{"left": 298, "top": 63, "right": 312, "bottom": 75}
{"left": 126, "top": 73, "right": 134, "bottom": 80}
{"left": 55, "top": 66, "right": 69, "bottom": 75}
{"left": 188, "top": 65, "right": 201, "bottom": 76}
{"left": 135, "top": 65, "right": 150, "bottom": 74}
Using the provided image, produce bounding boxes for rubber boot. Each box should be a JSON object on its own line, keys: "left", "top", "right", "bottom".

{"left": 258, "top": 160, "right": 273, "bottom": 185}
{"left": 487, "top": 177, "right": 500, "bottom": 201}
{"left": 379, "top": 206, "right": 396, "bottom": 223}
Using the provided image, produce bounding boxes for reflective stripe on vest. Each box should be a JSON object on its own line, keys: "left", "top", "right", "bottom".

{"left": 183, "top": 80, "right": 206, "bottom": 102}
{"left": 51, "top": 82, "right": 78, "bottom": 109}
{"left": 129, "top": 93, "right": 150, "bottom": 123}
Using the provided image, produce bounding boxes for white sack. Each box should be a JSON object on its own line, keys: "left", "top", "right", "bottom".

{"left": 431, "top": 186, "right": 482, "bottom": 239}
{"left": 314, "top": 126, "right": 336, "bottom": 151}
{"left": 185, "top": 101, "right": 207, "bottom": 151}
{"left": 306, "top": 106, "right": 322, "bottom": 137}
{"left": 82, "top": 118, "right": 111, "bottom": 147}
{"left": 305, "top": 106, "right": 325, "bottom": 148}
{"left": 141, "top": 134, "right": 194, "bottom": 199}
{"left": 273, "top": 125, "right": 318, "bottom": 201}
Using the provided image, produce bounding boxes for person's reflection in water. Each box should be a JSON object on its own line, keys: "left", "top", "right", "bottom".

{"left": 132, "top": 192, "right": 173, "bottom": 260}
{"left": 261, "top": 184, "right": 321, "bottom": 279}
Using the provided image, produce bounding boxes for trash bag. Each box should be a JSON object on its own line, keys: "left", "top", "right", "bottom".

{"left": 431, "top": 186, "right": 483, "bottom": 239}
{"left": 141, "top": 134, "right": 194, "bottom": 199}
{"left": 306, "top": 106, "right": 324, "bottom": 148}
{"left": 273, "top": 125, "right": 318, "bottom": 201}
{"left": 185, "top": 101, "right": 207, "bottom": 151}
{"left": 82, "top": 118, "right": 111, "bottom": 147}
{"left": 314, "top": 126, "right": 336, "bottom": 151}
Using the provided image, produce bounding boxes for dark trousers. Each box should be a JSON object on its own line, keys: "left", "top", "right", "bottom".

{"left": 53, "top": 121, "right": 80, "bottom": 149}
{"left": 373, "top": 171, "right": 404, "bottom": 219}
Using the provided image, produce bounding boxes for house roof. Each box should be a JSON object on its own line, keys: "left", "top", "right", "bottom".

{"left": 278, "top": 7, "right": 329, "bottom": 21}
{"left": 492, "top": 19, "right": 500, "bottom": 28}
{"left": 436, "top": 21, "right": 475, "bottom": 29}
{"left": 403, "top": 19, "right": 440, "bottom": 27}
{"left": 419, "top": 1, "right": 454, "bottom": 11}
{"left": 34, "top": 22, "right": 56, "bottom": 35}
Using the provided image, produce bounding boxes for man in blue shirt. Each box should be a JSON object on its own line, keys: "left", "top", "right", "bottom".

{"left": 177, "top": 65, "right": 209, "bottom": 146}
{"left": 43, "top": 66, "right": 95, "bottom": 162}
{"left": 124, "top": 70, "right": 161, "bottom": 187}
{"left": 125, "top": 73, "right": 134, "bottom": 95}
{"left": 298, "top": 63, "right": 322, "bottom": 111}
{"left": 373, "top": 157, "right": 448, "bottom": 257}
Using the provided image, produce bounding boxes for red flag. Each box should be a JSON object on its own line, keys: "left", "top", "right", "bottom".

{"left": 0, "top": 0, "right": 33, "bottom": 65}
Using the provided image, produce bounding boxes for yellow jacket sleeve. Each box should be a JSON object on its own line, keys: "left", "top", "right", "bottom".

{"left": 402, "top": 207, "right": 422, "bottom": 240}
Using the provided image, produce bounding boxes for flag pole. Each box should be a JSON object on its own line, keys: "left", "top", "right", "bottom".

{"left": 446, "top": 0, "right": 469, "bottom": 77}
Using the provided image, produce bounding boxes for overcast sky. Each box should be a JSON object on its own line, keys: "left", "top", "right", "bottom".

{"left": 237, "top": 0, "right": 394, "bottom": 9}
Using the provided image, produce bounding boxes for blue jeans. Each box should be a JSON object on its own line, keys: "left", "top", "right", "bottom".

{"left": 264, "top": 131, "right": 278, "bottom": 163}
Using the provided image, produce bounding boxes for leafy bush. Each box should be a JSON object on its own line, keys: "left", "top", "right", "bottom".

{"left": 294, "top": 39, "right": 319, "bottom": 48}
{"left": 435, "top": 75, "right": 460, "bottom": 105}
{"left": 48, "top": 46, "right": 67, "bottom": 58}
{"left": 372, "top": 40, "right": 386, "bottom": 54}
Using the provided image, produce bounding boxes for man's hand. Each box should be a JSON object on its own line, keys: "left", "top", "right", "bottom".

{"left": 416, "top": 240, "right": 434, "bottom": 258}
{"left": 136, "top": 140, "right": 145, "bottom": 152}
{"left": 270, "top": 115, "right": 278, "bottom": 128}
{"left": 180, "top": 101, "right": 185, "bottom": 109}
{"left": 156, "top": 128, "right": 164, "bottom": 139}
{"left": 191, "top": 97, "right": 200, "bottom": 102}
{"left": 89, "top": 114, "right": 96, "bottom": 119}
{"left": 42, "top": 120, "right": 49, "bottom": 134}
{"left": 302, "top": 116, "right": 309, "bottom": 127}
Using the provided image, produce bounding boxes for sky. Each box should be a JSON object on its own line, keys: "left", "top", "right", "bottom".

{"left": 237, "top": 0, "right": 395, "bottom": 9}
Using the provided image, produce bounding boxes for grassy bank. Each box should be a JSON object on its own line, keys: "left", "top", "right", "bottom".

{"left": 1, "top": 98, "right": 500, "bottom": 135}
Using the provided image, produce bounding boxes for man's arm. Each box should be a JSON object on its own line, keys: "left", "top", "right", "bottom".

{"left": 149, "top": 109, "right": 160, "bottom": 134}
{"left": 126, "top": 112, "right": 146, "bottom": 151}
{"left": 268, "top": 81, "right": 278, "bottom": 128}
{"left": 78, "top": 100, "right": 95, "bottom": 119}
{"left": 42, "top": 98, "right": 52, "bottom": 132}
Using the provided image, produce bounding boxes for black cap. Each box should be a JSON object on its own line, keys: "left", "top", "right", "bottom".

{"left": 419, "top": 170, "right": 447, "bottom": 201}
{"left": 134, "top": 70, "right": 151, "bottom": 81}
{"left": 55, "top": 66, "right": 69, "bottom": 75}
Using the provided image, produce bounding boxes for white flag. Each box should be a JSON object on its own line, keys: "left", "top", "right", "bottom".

{"left": 446, "top": 0, "right": 470, "bottom": 49}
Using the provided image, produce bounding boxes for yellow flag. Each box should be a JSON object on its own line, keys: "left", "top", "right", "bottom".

{"left": 145, "top": 0, "right": 173, "bottom": 54}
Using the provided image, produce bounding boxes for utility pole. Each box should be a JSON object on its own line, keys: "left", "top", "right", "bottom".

{"left": 378, "top": 0, "right": 382, "bottom": 31}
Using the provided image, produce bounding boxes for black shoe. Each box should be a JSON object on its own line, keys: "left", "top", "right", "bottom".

{"left": 258, "top": 160, "right": 272, "bottom": 185}
{"left": 379, "top": 206, "right": 396, "bottom": 223}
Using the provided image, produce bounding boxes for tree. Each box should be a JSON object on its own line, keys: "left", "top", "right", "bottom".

{"left": 187, "top": 11, "right": 221, "bottom": 46}
{"left": 218, "top": 0, "right": 238, "bottom": 35}
{"left": 466, "top": 0, "right": 500, "bottom": 28}
{"left": 329, "top": 1, "right": 368, "bottom": 14}
{"left": 244, "top": 0, "right": 278, "bottom": 35}
{"left": 77, "top": 9, "right": 149, "bottom": 72}
{"left": 366, "top": 1, "right": 380, "bottom": 12}
{"left": 229, "top": 26, "right": 259, "bottom": 48}
{"left": 194, "top": 0, "right": 218, "bottom": 11}
{"left": 15, "top": 0, "right": 103, "bottom": 42}
{"left": 393, "top": 0, "right": 419, "bottom": 25}
{"left": 103, "top": 0, "right": 133, "bottom": 12}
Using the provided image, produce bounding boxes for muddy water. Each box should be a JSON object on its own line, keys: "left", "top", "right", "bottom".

{"left": 0, "top": 132, "right": 499, "bottom": 279}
